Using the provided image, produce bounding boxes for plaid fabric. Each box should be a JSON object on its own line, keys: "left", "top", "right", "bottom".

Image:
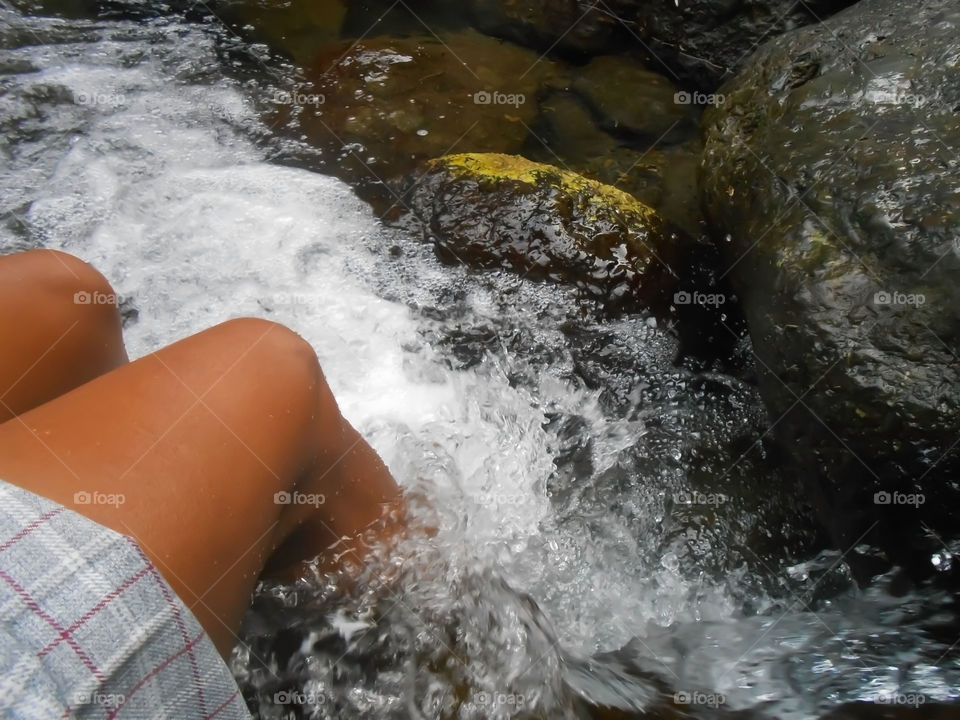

{"left": 0, "top": 480, "right": 251, "bottom": 719}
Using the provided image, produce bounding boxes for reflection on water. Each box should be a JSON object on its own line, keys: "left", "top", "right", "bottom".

{"left": 0, "top": 5, "right": 958, "bottom": 718}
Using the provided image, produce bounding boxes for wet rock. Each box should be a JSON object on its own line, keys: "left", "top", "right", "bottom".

{"left": 701, "top": 0, "right": 960, "bottom": 579}
{"left": 287, "top": 30, "right": 556, "bottom": 183}
{"left": 572, "top": 55, "right": 690, "bottom": 141}
{"left": 464, "top": 0, "right": 639, "bottom": 57}
{"left": 635, "top": 0, "right": 859, "bottom": 89}
{"left": 395, "top": 153, "right": 681, "bottom": 311}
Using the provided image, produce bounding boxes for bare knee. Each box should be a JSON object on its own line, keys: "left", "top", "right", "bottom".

{"left": 14, "top": 248, "right": 115, "bottom": 296}
{"left": 197, "top": 318, "right": 354, "bottom": 527}
{"left": 27, "top": 250, "right": 129, "bottom": 362}
{"left": 197, "top": 317, "right": 340, "bottom": 468}
{"left": 212, "top": 318, "right": 324, "bottom": 397}
{"left": 11, "top": 249, "right": 126, "bottom": 344}
{"left": 0, "top": 250, "right": 128, "bottom": 418}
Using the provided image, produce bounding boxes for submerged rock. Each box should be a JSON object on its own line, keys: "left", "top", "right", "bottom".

{"left": 536, "top": 90, "right": 619, "bottom": 165}
{"left": 578, "top": 141, "right": 703, "bottom": 241}
{"left": 215, "top": 0, "right": 347, "bottom": 64}
{"left": 528, "top": 90, "right": 704, "bottom": 239}
{"left": 395, "top": 153, "right": 680, "bottom": 311}
{"left": 250, "top": 19, "right": 703, "bottom": 236}
{"left": 572, "top": 55, "right": 690, "bottom": 141}
{"left": 286, "top": 30, "right": 557, "bottom": 183}
{"left": 701, "top": 0, "right": 960, "bottom": 578}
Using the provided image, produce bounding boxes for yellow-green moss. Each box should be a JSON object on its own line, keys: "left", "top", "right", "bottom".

{"left": 430, "top": 153, "right": 662, "bottom": 226}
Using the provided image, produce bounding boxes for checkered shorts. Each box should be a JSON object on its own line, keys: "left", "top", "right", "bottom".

{"left": 0, "top": 479, "right": 251, "bottom": 719}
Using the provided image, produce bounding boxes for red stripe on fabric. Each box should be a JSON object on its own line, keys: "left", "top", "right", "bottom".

{"left": 204, "top": 688, "right": 243, "bottom": 719}
{"left": 125, "top": 536, "right": 208, "bottom": 715}
{"left": 38, "top": 565, "right": 153, "bottom": 657}
{"left": 0, "top": 507, "right": 63, "bottom": 553}
{"left": 106, "top": 630, "right": 205, "bottom": 720}
{"left": 0, "top": 568, "right": 104, "bottom": 682}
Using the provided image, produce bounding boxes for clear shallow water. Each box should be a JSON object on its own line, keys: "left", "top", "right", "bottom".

{"left": 1, "top": 7, "right": 958, "bottom": 719}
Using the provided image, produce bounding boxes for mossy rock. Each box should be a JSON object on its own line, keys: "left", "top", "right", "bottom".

{"left": 396, "top": 153, "right": 681, "bottom": 311}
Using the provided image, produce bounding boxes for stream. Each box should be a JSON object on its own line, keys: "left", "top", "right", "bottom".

{"left": 1, "top": 5, "right": 959, "bottom": 719}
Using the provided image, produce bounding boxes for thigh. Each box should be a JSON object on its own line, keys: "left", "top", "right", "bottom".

{"left": 0, "top": 317, "right": 336, "bottom": 654}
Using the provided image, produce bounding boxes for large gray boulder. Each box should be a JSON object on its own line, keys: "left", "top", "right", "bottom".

{"left": 701, "top": 0, "right": 960, "bottom": 580}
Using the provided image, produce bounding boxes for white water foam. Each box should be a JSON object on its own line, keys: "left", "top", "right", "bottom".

{"left": 3, "top": 10, "right": 563, "bottom": 580}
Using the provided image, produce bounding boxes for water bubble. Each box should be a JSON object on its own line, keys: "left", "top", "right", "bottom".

{"left": 932, "top": 551, "right": 953, "bottom": 572}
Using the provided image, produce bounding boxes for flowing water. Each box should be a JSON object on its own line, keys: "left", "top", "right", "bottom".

{"left": 1, "top": 6, "right": 958, "bottom": 719}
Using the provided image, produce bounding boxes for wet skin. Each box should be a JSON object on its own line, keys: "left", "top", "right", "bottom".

{"left": 0, "top": 249, "right": 402, "bottom": 656}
